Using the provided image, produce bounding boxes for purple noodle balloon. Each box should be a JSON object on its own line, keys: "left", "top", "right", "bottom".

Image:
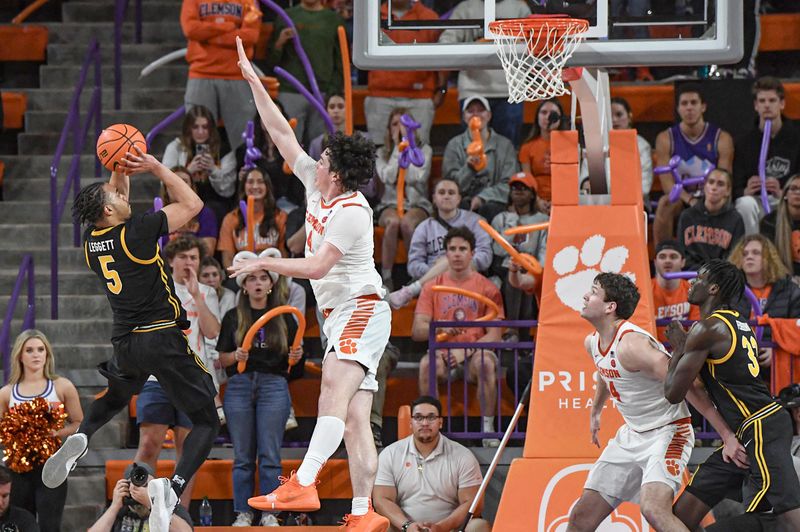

{"left": 153, "top": 197, "right": 167, "bottom": 249}
{"left": 259, "top": 0, "right": 324, "bottom": 106}
{"left": 398, "top": 114, "right": 425, "bottom": 169}
{"left": 242, "top": 121, "right": 262, "bottom": 171}
{"left": 758, "top": 119, "right": 772, "bottom": 214}
{"left": 662, "top": 270, "right": 764, "bottom": 341}
{"left": 274, "top": 66, "right": 335, "bottom": 134}
{"left": 654, "top": 155, "right": 715, "bottom": 204}
{"left": 239, "top": 199, "right": 248, "bottom": 227}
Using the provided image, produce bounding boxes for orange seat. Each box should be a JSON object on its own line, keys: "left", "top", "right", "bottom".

{"left": 105, "top": 459, "right": 352, "bottom": 500}
{"left": 1, "top": 92, "right": 27, "bottom": 130}
{"left": 373, "top": 225, "right": 408, "bottom": 264}
{"left": 0, "top": 26, "right": 48, "bottom": 61}
{"left": 397, "top": 405, "right": 411, "bottom": 439}
{"left": 760, "top": 14, "right": 800, "bottom": 52}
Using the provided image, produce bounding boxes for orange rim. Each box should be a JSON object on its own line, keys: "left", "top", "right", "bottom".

{"left": 488, "top": 15, "right": 589, "bottom": 36}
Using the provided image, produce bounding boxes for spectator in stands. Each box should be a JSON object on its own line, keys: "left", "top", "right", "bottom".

{"left": 308, "top": 94, "right": 346, "bottom": 161}
{"left": 373, "top": 395, "right": 490, "bottom": 532}
{"left": 0, "top": 466, "right": 38, "bottom": 532}
{"left": 162, "top": 106, "right": 238, "bottom": 223}
{"left": 728, "top": 234, "right": 800, "bottom": 367}
{"left": 443, "top": 95, "right": 519, "bottom": 222}
{"left": 733, "top": 76, "right": 800, "bottom": 234}
{"left": 365, "top": 0, "right": 442, "bottom": 147}
{"left": 217, "top": 167, "right": 288, "bottom": 269}
{"left": 650, "top": 240, "right": 699, "bottom": 343}
{"left": 376, "top": 108, "right": 433, "bottom": 289}
{"left": 180, "top": 0, "right": 260, "bottom": 151}
{"left": 678, "top": 168, "right": 744, "bottom": 271}
{"left": 88, "top": 463, "right": 192, "bottom": 532}
{"left": 200, "top": 257, "right": 237, "bottom": 318}
{"left": 134, "top": 237, "right": 222, "bottom": 508}
{"left": 267, "top": 0, "right": 344, "bottom": 146}
{"left": 761, "top": 174, "right": 800, "bottom": 276}
{"left": 518, "top": 98, "right": 566, "bottom": 209}
{"left": 388, "top": 179, "right": 492, "bottom": 309}
{"left": 162, "top": 166, "right": 219, "bottom": 255}
{"left": 653, "top": 84, "right": 734, "bottom": 246}
{"left": 438, "top": 0, "right": 531, "bottom": 146}
{"left": 490, "top": 172, "right": 547, "bottom": 341}
{"left": 217, "top": 249, "right": 303, "bottom": 527}
{"left": 0, "top": 330, "right": 82, "bottom": 532}
{"left": 412, "top": 227, "right": 505, "bottom": 448}
{"left": 236, "top": 108, "right": 306, "bottom": 215}
{"left": 579, "top": 97, "right": 653, "bottom": 202}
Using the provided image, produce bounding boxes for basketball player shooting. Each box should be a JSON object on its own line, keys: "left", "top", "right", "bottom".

{"left": 664, "top": 260, "right": 800, "bottom": 531}
{"left": 230, "top": 36, "right": 391, "bottom": 531}
{"left": 567, "top": 273, "right": 745, "bottom": 532}
{"left": 42, "top": 149, "right": 220, "bottom": 532}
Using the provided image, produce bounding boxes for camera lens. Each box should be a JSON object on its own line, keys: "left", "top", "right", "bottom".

{"left": 129, "top": 464, "right": 149, "bottom": 487}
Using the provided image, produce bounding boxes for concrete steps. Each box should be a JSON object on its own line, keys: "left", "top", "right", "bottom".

{"left": 21, "top": 87, "right": 185, "bottom": 111}
{"left": 9, "top": 319, "right": 113, "bottom": 344}
{"left": 25, "top": 108, "right": 181, "bottom": 133}
{"left": 42, "top": 22, "right": 185, "bottom": 45}
{"left": 17, "top": 131, "right": 174, "bottom": 156}
{"left": 0, "top": 270, "right": 101, "bottom": 295}
{"left": 1, "top": 295, "right": 112, "bottom": 320}
{"left": 62, "top": 1, "right": 183, "bottom": 24}
{"left": 40, "top": 64, "right": 188, "bottom": 89}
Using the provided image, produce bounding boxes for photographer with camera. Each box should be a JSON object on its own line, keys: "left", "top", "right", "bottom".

{"left": 89, "top": 463, "right": 192, "bottom": 532}
{"left": 0, "top": 466, "right": 38, "bottom": 532}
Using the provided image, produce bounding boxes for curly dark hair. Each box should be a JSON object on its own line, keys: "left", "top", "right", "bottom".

{"left": 699, "top": 259, "right": 745, "bottom": 309}
{"left": 164, "top": 234, "right": 206, "bottom": 262}
{"left": 72, "top": 181, "right": 108, "bottom": 226}
{"left": 595, "top": 272, "right": 640, "bottom": 320}
{"left": 325, "top": 132, "right": 377, "bottom": 193}
{"left": 444, "top": 226, "right": 475, "bottom": 252}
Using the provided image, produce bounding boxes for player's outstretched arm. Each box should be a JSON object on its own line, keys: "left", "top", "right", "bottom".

{"left": 685, "top": 379, "right": 749, "bottom": 469}
{"left": 228, "top": 241, "right": 343, "bottom": 281}
{"left": 236, "top": 36, "right": 305, "bottom": 170}
{"left": 120, "top": 147, "right": 203, "bottom": 232}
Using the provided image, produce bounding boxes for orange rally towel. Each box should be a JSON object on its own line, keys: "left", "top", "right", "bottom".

{"left": 757, "top": 315, "right": 800, "bottom": 393}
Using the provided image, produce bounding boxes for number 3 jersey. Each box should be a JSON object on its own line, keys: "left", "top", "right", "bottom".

{"left": 590, "top": 321, "right": 689, "bottom": 432}
{"left": 84, "top": 211, "right": 188, "bottom": 339}
{"left": 699, "top": 310, "right": 781, "bottom": 434}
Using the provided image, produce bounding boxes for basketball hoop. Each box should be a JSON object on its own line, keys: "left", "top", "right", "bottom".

{"left": 489, "top": 15, "right": 589, "bottom": 103}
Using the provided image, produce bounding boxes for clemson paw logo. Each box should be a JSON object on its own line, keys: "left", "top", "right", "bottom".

{"left": 338, "top": 338, "right": 358, "bottom": 354}
{"left": 552, "top": 235, "right": 634, "bottom": 312}
{"left": 665, "top": 459, "right": 681, "bottom": 476}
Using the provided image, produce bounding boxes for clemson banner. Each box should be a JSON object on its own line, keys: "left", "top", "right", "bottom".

{"left": 495, "top": 130, "right": 657, "bottom": 529}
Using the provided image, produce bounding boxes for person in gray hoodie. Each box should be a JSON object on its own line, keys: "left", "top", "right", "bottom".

{"left": 442, "top": 96, "right": 520, "bottom": 223}
{"left": 388, "top": 178, "right": 492, "bottom": 309}
{"left": 678, "top": 168, "right": 745, "bottom": 271}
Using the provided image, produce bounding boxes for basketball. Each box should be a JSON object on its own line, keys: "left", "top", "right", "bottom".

{"left": 96, "top": 123, "right": 147, "bottom": 171}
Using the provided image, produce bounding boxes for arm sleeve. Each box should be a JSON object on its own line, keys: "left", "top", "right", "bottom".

{"left": 406, "top": 223, "right": 432, "bottom": 280}
{"left": 215, "top": 310, "right": 238, "bottom": 352}
{"left": 324, "top": 206, "right": 371, "bottom": 255}
{"left": 457, "top": 449, "right": 483, "bottom": 488}
{"left": 209, "top": 151, "right": 238, "bottom": 198}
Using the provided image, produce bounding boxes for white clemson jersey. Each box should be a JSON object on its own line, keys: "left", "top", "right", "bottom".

{"left": 590, "top": 321, "right": 689, "bottom": 432}
{"left": 294, "top": 154, "right": 384, "bottom": 310}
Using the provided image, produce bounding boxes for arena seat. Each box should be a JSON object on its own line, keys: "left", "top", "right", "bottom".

{"left": 0, "top": 25, "right": 48, "bottom": 61}
{"left": 759, "top": 13, "right": 800, "bottom": 52}
{"left": 373, "top": 225, "right": 407, "bottom": 264}
{"left": 1, "top": 92, "right": 27, "bottom": 130}
{"left": 105, "top": 459, "right": 353, "bottom": 500}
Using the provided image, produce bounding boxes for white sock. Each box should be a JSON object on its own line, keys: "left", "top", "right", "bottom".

{"left": 482, "top": 416, "right": 495, "bottom": 433}
{"left": 382, "top": 268, "right": 392, "bottom": 280}
{"left": 296, "top": 416, "right": 345, "bottom": 486}
{"left": 351, "top": 496, "right": 370, "bottom": 516}
{"left": 409, "top": 280, "right": 421, "bottom": 296}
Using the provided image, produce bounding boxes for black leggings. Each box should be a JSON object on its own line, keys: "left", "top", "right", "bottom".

{"left": 11, "top": 466, "right": 67, "bottom": 532}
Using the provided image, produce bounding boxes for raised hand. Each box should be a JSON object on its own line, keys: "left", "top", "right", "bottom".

{"left": 236, "top": 36, "right": 260, "bottom": 85}
{"left": 119, "top": 146, "right": 161, "bottom": 176}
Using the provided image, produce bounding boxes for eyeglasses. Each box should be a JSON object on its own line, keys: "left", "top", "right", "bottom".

{"left": 412, "top": 414, "right": 441, "bottom": 423}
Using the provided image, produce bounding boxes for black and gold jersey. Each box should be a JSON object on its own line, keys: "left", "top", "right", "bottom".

{"left": 699, "top": 309, "right": 782, "bottom": 435}
{"left": 83, "top": 211, "right": 187, "bottom": 338}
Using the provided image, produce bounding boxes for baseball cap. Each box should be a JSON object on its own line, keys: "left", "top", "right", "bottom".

{"left": 509, "top": 171, "right": 538, "bottom": 192}
{"left": 778, "top": 383, "right": 800, "bottom": 409}
{"left": 232, "top": 248, "right": 282, "bottom": 286}
{"left": 655, "top": 240, "right": 684, "bottom": 257}
{"left": 462, "top": 95, "right": 491, "bottom": 113}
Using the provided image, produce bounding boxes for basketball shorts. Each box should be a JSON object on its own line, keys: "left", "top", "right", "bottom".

{"left": 585, "top": 418, "right": 694, "bottom": 506}
{"left": 101, "top": 323, "right": 216, "bottom": 415}
{"left": 686, "top": 406, "right": 800, "bottom": 515}
{"left": 322, "top": 295, "right": 392, "bottom": 392}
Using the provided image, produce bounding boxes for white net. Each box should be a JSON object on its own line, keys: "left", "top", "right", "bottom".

{"left": 490, "top": 19, "right": 588, "bottom": 103}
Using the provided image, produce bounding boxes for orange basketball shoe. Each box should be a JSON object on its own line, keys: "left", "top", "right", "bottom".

{"left": 247, "top": 472, "right": 320, "bottom": 512}
{"left": 338, "top": 507, "right": 390, "bottom": 531}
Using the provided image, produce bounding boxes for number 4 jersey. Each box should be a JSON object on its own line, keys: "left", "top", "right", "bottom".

{"left": 84, "top": 211, "right": 188, "bottom": 339}
{"left": 699, "top": 310, "right": 782, "bottom": 434}
{"left": 590, "top": 321, "right": 690, "bottom": 432}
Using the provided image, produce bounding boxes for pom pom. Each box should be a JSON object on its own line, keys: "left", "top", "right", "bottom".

{"left": 0, "top": 397, "right": 68, "bottom": 473}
